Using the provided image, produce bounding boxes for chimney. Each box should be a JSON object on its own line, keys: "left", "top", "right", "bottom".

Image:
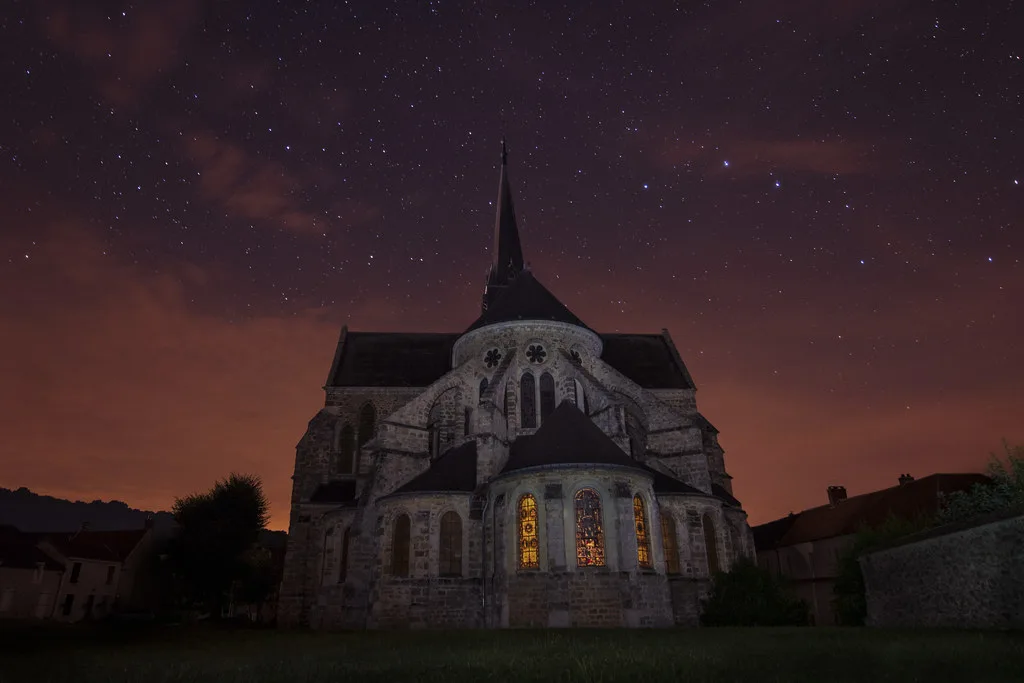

{"left": 898, "top": 473, "right": 914, "bottom": 486}
{"left": 827, "top": 486, "right": 847, "bottom": 506}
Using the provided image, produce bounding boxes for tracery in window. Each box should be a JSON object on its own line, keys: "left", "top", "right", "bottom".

{"left": 392, "top": 514, "right": 411, "bottom": 577}
{"left": 662, "top": 514, "right": 680, "bottom": 574}
{"left": 634, "top": 495, "right": 652, "bottom": 568}
{"left": 702, "top": 514, "right": 720, "bottom": 574}
{"left": 539, "top": 372, "right": 555, "bottom": 422}
{"left": 438, "top": 511, "right": 463, "bottom": 577}
{"left": 518, "top": 494, "right": 539, "bottom": 569}
{"left": 484, "top": 348, "right": 502, "bottom": 368}
{"left": 337, "top": 424, "right": 355, "bottom": 474}
{"left": 574, "top": 488, "right": 606, "bottom": 567}
{"left": 520, "top": 372, "right": 537, "bottom": 429}
{"left": 339, "top": 527, "right": 351, "bottom": 583}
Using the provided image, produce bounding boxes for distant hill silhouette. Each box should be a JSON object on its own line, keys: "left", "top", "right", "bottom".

{"left": 0, "top": 487, "right": 177, "bottom": 532}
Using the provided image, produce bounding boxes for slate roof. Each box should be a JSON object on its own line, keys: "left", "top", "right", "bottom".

{"left": 712, "top": 484, "right": 742, "bottom": 507}
{"left": 29, "top": 528, "right": 149, "bottom": 563}
{"left": 752, "top": 473, "right": 991, "bottom": 549}
{"left": 309, "top": 479, "right": 359, "bottom": 504}
{"left": 502, "top": 400, "right": 645, "bottom": 473}
{"left": 643, "top": 467, "right": 704, "bottom": 496}
{"left": 467, "top": 271, "right": 590, "bottom": 333}
{"left": 600, "top": 334, "right": 695, "bottom": 389}
{"left": 391, "top": 441, "right": 478, "bottom": 495}
{"left": 329, "top": 332, "right": 458, "bottom": 387}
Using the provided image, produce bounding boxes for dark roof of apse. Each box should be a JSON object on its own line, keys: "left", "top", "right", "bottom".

{"left": 390, "top": 441, "right": 478, "bottom": 495}
{"left": 466, "top": 271, "right": 590, "bottom": 333}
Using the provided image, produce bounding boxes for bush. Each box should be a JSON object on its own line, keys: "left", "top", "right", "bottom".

{"left": 700, "top": 557, "right": 810, "bottom": 626}
{"left": 937, "top": 442, "right": 1024, "bottom": 523}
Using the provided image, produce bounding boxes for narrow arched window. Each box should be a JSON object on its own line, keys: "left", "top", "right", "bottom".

{"left": 479, "top": 378, "right": 489, "bottom": 402}
{"left": 662, "top": 514, "right": 680, "bottom": 574}
{"left": 518, "top": 494, "right": 539, "bottom": 569}
{"left": 337, "top": 424, "right": 355, "bottom": 474}
{"left": 539, "top": 372, "right": 555, "bottom": 422}
{"left": 339, "top": 527, "right": 351, "bottom": 583}
{"left": 438, "top": 511, "right": 463, "bottom": 577}
{"left": 520, "top": 372, "right": 537, "bottom": 429}
{"left": 634, "top": 495, "right": 652, "bottom": 569}
{"left": 574, "top": 489, "right": 605, "bottom": 567}
{"left": 464, "top": 407, "right": 472, "bottom": 436}
{"left": 392, "top": 514, "right": 411, "bottom": 577}
{"left": 320, "top": 527, "right": 336, "bottom": 585}
{"left": 357, "top": 403, "right": 376, "bottom": 448}
{"left": 573, "top": 379, "right": 587, "bottom": 414}
{"left": 702, "top": 514, "right": 719, "bottom": 574}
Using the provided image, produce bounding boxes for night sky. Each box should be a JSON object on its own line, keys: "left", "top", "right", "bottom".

{"left": 2, "top": 1, "right": 1022, "bottom": 530}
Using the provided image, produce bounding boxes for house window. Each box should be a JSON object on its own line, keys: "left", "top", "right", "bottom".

{"left": 520, "top": 372, "right": 537, "bottom": 428}
{"left": 392, "top": 514, "right": 411, "bottom": 577}
{"left": 574, "top": 489, "right": 606, "bottom": 567}
{"left": 357, "top": 403, "right": 376, "bottom": 449}
{"left": 339, "top": 528, "right": 351, "bottom": 583}
{"left": 105, "top": 566, "right": 115, "bottom": 585}
{"left": 573, "top": 379, "right": 587, "bottom": 414}
{"left": 61, "top": 594, "right": 74, "bottom": 617}
{"left": 438, "top": 511, "right": 463, "bottom": 577}
{"left": 702, "top": 514, "right": 720, "bottom": 574}
{"left": 337, "top": 424, "right": 355, "bottom": 474}
{"left": 661, "top": 514, "right": 680, "bottom": 574}
{"left": 633, "top": 495, "right": 652, "bottom": 568}
{"left": 539, "top": 372, "right": 555, "bottom": 422}
{"left": 69, "top": 562, "right": 82, "bottom": 584}
{"left": 518, "top": 494, "right": 540, "bottom": 569}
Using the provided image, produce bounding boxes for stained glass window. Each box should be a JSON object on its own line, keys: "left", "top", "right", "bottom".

{"left": 634, "top": 495, "right": 652, "bottom": 568}
{"left": 338, "top": 424, "right": 355, "bottom": 474}
{"left": 520, "top": 372, "right": 537, "bottom": 428}
{"left": 702, "top": 514, "right": 719, "bottom": 574}
{"left": 518, "top": 494, "right": 539, "bottom": 569}
{"left": 438, "top": 511, "right": 463, "bottom": 577}
{"left": 539, "top": 372, "right": 556, "bottom": 422}
{"left": 662, "top": 514, "right": 680, "bottom": 574}
{"left": 574, "top": 489, "right": 605, "bottom": 567}
{"left": 392, "top": 514, "right": 411, "bottom": 577}
{"left": 339, "top": 527, "right": 350, "bottom": 583}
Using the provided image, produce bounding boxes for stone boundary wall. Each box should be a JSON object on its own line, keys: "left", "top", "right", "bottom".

{"left": 860, "top": 508, "right": 1024, "bottom": 628}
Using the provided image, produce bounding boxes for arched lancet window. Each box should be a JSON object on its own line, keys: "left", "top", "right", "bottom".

{"left": 320, "top": 527, "right": 336, "bottom": 585}
{"left": 539, "top": 372, "right": 555, "bottom": 422}
{"left": 337, "top": 424, "right": 355, "bottom": 474}
{"left": 464, "top": 407, "right": 472, "bottom": 436}
{"left": 520, "top": 372, "right": 537, "bottom": 429}
{"left": 662, "top": 514, "right": 680, "bottom": 574}
{"left": 702, "top": 514, "right": 720, "bottom": 574}
{"left": 574, "top": 489, "right": 605, "bottom": 567}
{"left": 479, "top": 378, "right": 489, "bottom": 402}
{"left": 518, "top": 494, "right": 539, "bottom": 569}
{"left": 438, "top": 511, "right": 463, "bottom": 577}
{"left": 339, "top": 527, "right": 351, "bottom": 583}
{"left": 392, "top": 514, "right": 411, "bottom": 577}
{"left": 633, "top": 495, "right": 652, "bottom": 569}
{"left": 357, "top": 403, "right": 376, "bottom": 448}
{"left": 573, "top": 379, "right": 587, "bottom": 414}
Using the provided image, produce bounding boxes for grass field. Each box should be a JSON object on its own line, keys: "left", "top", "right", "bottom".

{"left": 1, "top": 624, "right": 1023, "bottom": 683}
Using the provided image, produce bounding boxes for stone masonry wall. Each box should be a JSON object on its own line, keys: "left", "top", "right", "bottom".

{"left": 860, "top": 510, "right": 1024, "bottom": 628}
{"left": 505, "top": 570, "right": 672, "bottom": 627}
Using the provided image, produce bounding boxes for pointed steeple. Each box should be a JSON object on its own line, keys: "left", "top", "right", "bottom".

{"left": 482, "top": 138, "right": 525, "bottom": 312}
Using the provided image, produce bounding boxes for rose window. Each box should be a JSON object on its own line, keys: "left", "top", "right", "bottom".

{"left": 569, "top": 349, "right": 582, "bottom": 365}
{"left": 484, "top": 348, "right": 503, "bottom": 368}
{"left": 526, "top": 344, "right": 547, "bottom": 364}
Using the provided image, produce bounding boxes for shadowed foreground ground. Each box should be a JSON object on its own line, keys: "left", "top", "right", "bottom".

{"left": 1, "top": 625, "right": 1023, "bottom": 683}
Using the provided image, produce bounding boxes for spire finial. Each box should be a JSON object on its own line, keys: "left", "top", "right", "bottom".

{"left": 501, "top": 137, "right": 508, "bottom": 165}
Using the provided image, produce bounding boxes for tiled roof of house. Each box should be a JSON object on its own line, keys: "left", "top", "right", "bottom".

{"left": 31, "top": 528, "right": 150, "bottom": 563}
{"left": 390, "top": 441, "right": 478, "bottom": 495}
{"left": 309, "top": 479, "right": 359, "bottom": 504}
{"left": 466, "top": 271, "right": 590, "bottom": 333}
{"left": 752, "top": 473, "right": 991, "bottom": 549}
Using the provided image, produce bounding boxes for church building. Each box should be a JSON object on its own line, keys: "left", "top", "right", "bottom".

{"left": 278, "top": 143, "right": 755, "bottom": 628}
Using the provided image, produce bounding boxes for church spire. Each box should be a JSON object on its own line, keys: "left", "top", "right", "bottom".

{"left": 482, "top": 138, "right": 525, "bottom": 312}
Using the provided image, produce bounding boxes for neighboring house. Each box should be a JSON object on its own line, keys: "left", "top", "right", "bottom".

{"left": 280, "top": 143, "right": 755, "bottom": 629}
{"left": 753, "top": 472, "right": 989, "bottom": 625}
{"left": 0, "top": 525, "right": 64, "bottom": 620}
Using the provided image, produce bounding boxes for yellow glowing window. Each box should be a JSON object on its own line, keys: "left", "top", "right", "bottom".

{"left": 634, "top": 495, "right": 651, "bottom": 568}
{"left": 518, "top": 494, "right": 539, "bottom": 569}
{"left": 575, "top": 488, "right": 605, "bottom": 567}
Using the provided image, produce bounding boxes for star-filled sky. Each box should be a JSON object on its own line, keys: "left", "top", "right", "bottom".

{"left": 2, "top": 1, "right": 1021, "bottom": 530}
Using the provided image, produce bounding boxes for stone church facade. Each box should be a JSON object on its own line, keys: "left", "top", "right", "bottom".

{"left": 279, "top": 143, "right": 755, "bottom": 629}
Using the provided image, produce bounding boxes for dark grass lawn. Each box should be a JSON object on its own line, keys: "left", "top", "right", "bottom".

{"left": 1, "top": 624, "right": 1023, "bottom": 683}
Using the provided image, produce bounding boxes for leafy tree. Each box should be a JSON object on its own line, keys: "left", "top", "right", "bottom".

{"left": 937, "top": 442, "right": 1024, "bottom": 523}
{"left": 700, "top": 557, "right": 810, "bottom": 626}
{"left": 233, "top": 545, "right": 280, "bottom": 622}
{"left": 169, "top": 473, "right": 270, "bottom": 617}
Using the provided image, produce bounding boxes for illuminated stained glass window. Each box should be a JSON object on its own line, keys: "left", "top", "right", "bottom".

{"left": 392, "top": 514, "right": 410, "bottom": 577}
{"left": 518, "top": 494, "right": 539, "bottom": 569}
{"left": 662, "top": 514, "right": 680, "bottom": 574}
{"left": 574, "top": 489, "right": 605, "bottom": 567}
{"left": 634, "top": 495, "right": 652, "bottom": 568}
